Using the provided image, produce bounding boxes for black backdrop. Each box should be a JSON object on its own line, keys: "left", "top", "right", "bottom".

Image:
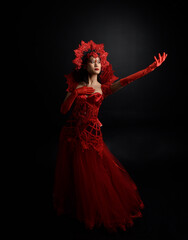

{"left": 14, "top": 1, "right": 187, "bottom": 239}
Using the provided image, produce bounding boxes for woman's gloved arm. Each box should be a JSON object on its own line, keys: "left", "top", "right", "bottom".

{"left": 110, "top": 52, "right": 168, "bottom": 94}
{"left": 60, "top": 91, "right": 78, "bottom": 115}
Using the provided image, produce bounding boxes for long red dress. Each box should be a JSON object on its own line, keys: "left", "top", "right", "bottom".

{"left": 52, "top": 83, "right": 144, "bottom": 233}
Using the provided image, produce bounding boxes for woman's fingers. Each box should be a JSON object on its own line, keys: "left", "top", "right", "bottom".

{"left": 87, "top": 87, "right": 95, "bottom": 91}
{"left": 158, "top": 53, "right": 162, "bottom": 63}
{"left": 86, "top": 87, "right": 95, "bottom": 94}
{"left": 153, "top": 52, "right": 168, "bottom": 67}
{"left": 152, "top": 52, "right": 168, "bottom": 68}
{"left": 77, "top": 86, "right": 95, "bottom": 94}
{"left": 154, "top": 56, "right": 158, "bottom": 62}
{"left": 162, "top": 52, "right": 168, "bottom": 61}
{"left": 162, "top": 52, "right": 166, "bottom": 61}
{"left": 158, "top": 52, "right": 168, "bottom": 65}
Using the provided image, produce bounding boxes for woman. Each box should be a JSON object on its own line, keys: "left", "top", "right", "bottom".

{"left": 53, "top": 40, "right": 167, "bottom": 233}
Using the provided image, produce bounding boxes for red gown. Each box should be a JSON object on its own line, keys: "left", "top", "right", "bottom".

{"left": 52, "top": 83, "right": 144, "bottom": 233}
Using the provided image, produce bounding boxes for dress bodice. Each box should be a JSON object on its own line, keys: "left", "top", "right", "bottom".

{"left": 60, "top": 83, "right": 113, "bottom": 157}
{"left": 65, "top": 83, "right": 112, "bottom": 126}
{"left": 70, "top": 92, "right": 104, "bottom": 126}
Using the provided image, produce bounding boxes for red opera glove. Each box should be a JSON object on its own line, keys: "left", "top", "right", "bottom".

{"left": 120, "top": 52, "right": 168, "bottom": 87}
{"left": 60, "top": 86, "right": 95, "bottom": 114}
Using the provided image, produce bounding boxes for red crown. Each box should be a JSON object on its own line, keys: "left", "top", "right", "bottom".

{"left": 72, "top": 40, "right": 110, "bottom": 70}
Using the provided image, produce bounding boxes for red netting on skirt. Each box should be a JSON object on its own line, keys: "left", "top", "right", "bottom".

{"left": 53, "top": 128, "right": 144, "bottom": 233}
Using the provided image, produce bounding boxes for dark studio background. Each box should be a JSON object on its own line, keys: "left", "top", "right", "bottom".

{"left": 14, "top": 1, "right": 187, "bottom": 239}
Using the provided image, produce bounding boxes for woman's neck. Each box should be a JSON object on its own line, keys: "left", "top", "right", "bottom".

{"left": 88, "top": 74, "right": 98, "bottom": 85}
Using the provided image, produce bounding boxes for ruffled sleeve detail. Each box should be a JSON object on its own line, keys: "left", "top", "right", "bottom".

{"left": 64, "top": 72, "right": 78, "bottom": 93}
{"left": 101, "top": 83, "right": 113, "bottom": 98}
{"left": 100, "top": 64, "right": 119, "bottom": 98}
{"left": 100, "top": 64, "right": 119, "bottom": 85}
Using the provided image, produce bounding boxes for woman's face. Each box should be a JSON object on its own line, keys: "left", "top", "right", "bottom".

{"left": 85, "top": 56, "right": 101, "bottom": 75}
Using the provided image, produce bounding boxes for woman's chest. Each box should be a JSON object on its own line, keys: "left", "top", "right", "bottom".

{"left": 85, "top": 85, "right": 103, "bottom": 98}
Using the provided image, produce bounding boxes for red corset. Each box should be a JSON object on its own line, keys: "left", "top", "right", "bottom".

{"left": 60, "top": 84, "right": 112, "bottom": 157}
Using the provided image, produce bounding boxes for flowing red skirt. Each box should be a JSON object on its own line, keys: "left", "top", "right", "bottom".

{"left": 53, "top": 128, "right": 144, "bottom": 233}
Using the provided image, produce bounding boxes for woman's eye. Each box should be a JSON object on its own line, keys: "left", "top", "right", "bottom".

{"left": 90, "top": 59, "right": 100, "bottom": 64}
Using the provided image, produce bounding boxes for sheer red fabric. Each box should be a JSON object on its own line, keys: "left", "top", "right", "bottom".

{"left": 53, "top": 83, "right": 144, "bottom": 233}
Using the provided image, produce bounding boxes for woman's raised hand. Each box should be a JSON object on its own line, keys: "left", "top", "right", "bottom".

{"left": 154, "top": 52, "right": 168, "bottom": 67}
{"left": 150, "top": 52, "right": 168, "bottom": 70}
{"left": 75, "top": 86, "right": 95, "bottom": 95}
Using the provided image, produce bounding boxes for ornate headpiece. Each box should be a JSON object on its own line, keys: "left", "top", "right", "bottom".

{"left": 64, "top": 40, "right": 118, "bottom": 92}
{"left": 72, "top": 40, "right": 109, "bottom": 70}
